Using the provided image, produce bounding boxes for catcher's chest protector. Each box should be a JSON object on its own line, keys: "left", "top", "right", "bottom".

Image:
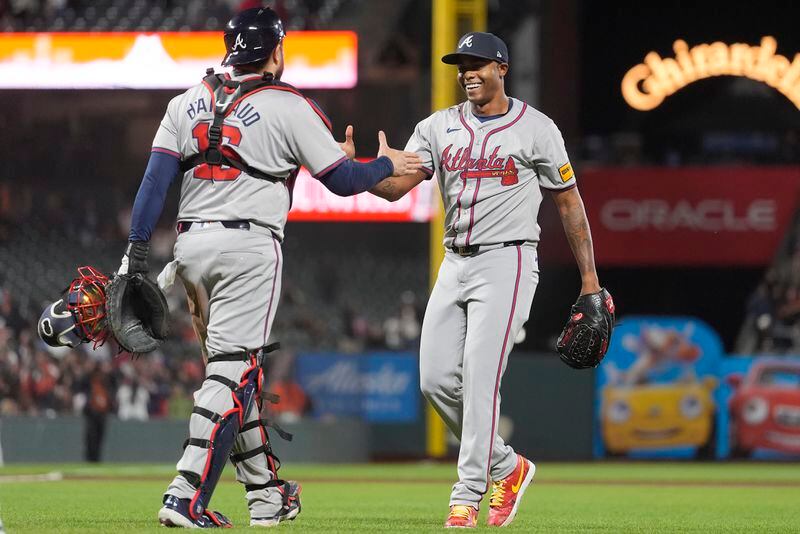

{"left": 179, "top": 70, "right": 287, "bottom": 182}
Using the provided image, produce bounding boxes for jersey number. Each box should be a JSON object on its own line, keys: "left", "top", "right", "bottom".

{"left": 191, "top": 122, "right": 243, "bottom": 181}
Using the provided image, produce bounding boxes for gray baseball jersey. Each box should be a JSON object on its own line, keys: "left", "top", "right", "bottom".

{"left": 405, "top": 97, "right": 576, "bottom": 248}
{"left": 411, "top": 98, "right": 576, "bottom": 508}
{"left": 156, "top": 72, "right": 345, "bottom": 519}
{"left": 152, "top": 72, "right": 347, "bottom": 241}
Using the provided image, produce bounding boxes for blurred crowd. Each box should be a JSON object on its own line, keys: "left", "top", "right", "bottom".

{"left": 0, "top": 216, "right": 423, "bottom": 420}
{"left": 0, "top": 0, "right": 348, "bottom": 32}
{"left": 739, "top": 219, "right": 800, "bottom": 354}
{"left": 0, "top": 290, "right": 203, "bottom": 419}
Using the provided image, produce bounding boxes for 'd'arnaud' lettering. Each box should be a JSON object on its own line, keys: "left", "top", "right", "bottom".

{"left": 231, "top": 102, "right": 261, "bottom": 126}
{"left": 440, "top": 144, "right": 519, "bottom": 185}
{"left": 186, "top": 99, "right": 261, "bottom": 126}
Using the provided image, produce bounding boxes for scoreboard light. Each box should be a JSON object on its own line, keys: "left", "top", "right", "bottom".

{"left": 0, "top": 31, "right": 357, "bottom": 89}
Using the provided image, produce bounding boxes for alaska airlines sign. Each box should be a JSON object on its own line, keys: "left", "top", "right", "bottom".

{"left": 622, "top": 36, "right": 800, "bottom": 110}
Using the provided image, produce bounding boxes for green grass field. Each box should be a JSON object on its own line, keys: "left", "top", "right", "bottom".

{"left": 1, "top": 462, "right": 799, "bottom": 532}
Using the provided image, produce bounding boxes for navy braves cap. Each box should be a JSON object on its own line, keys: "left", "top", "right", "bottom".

{"left": 442, "top": 32, "right": 509, "bottom": 65}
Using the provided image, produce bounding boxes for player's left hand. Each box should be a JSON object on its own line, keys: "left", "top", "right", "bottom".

{"left": 556, "top": 288, "right": 615, "bottom": 369}
{"left": 338, "top": 124, "right": 356, "bottom": 159}
{"left": 117, "top": 241, "right": 150, "bottom": 276}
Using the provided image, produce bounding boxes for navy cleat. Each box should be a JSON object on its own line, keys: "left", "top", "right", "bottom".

{"left": 250, "top": 481, "right": 302, "bottom": 528}
{"left": 158, "top": 494, "right": 232, "bottom": 528}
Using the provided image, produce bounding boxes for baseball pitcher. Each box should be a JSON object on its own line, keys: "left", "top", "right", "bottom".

{"left": 370, "top": 32, "right": 614, "bottom": 528}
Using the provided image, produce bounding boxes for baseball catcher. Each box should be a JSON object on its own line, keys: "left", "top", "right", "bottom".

{"left": 557, "top": 288, "right": 615, "bottom": 369}
{"left": 37, "top": 265, "right": 169, "bottom": 354}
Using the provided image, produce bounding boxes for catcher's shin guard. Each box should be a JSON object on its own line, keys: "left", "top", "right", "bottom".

{"left": 230, "top": 383, "right": 295, "bottom": 520}
{"left": 182, "top": 351, "right": 266, "bottom": 520}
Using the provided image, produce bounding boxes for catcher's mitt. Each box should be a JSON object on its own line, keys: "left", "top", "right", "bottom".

{"left": 556, "top": 288, "right": 615, "bottom": 369}
{"left": 105, "top": 273, "right": 170, "bottom": 353}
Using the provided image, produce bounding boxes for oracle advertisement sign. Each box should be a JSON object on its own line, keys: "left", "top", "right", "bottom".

{"left": 580, "top": 167, "right": 800, "bottom": 266}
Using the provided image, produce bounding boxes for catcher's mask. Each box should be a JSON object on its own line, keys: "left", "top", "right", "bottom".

{"left": 65, "top": 265, "right": 110, "bottom": 348}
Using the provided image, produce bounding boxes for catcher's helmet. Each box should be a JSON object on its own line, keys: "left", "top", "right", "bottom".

{"left": 222, "top": 7, "right": 285, "bottom": 67}
{"left": 37, "top": 298, "right": 82, "bottom": 348}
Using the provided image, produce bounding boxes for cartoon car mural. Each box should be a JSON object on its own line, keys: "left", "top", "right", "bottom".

{"left": 601, "top": 377, "right": 717, "bottom": 454}
{"left": 727, "top": 360, "right": 800, "bottom": 456}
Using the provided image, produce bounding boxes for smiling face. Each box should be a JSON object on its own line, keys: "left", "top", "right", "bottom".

{"left": 457, "top": 57, "right": 508, "bottom": 107}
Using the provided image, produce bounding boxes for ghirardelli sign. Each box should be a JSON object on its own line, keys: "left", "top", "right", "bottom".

{"left": 622, "top": 36, "right": 800, "bottom": 111}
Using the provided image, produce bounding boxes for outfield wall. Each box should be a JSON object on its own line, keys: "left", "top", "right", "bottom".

{"left": 0, "top": 355, "right": 595, "bottom": 463}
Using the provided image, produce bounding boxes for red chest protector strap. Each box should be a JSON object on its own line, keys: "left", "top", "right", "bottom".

{"left": 180, "top": 69, "right": 282, "bottom": 182}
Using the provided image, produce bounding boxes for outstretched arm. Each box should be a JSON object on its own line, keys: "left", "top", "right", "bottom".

{"left": 317, "top": 130, "right": 422, "bottom": 197}
{"left": 369, "top": 170, "right": 429, "bottom": 202}
{"left": 551, "top": 186, "right": 601, "bottom": 295}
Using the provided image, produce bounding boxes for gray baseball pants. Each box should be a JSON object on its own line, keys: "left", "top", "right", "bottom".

{"left": 163, "top": 222, "right": 285, "bottom": 518}
{"left": 420, "top": 243, "right": 539, "bottom": 508}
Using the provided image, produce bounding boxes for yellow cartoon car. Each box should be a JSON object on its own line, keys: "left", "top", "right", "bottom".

{"left": 601, "top": 377, "right": 716, "bottom": 454}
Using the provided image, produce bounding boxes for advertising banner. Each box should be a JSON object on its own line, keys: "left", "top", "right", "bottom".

{"left": 580, "top": 167, "right": 800, "bottom": 266}
{"left": 0, "top": 32, "right": 357, "bottom": 89}
{"left": 288, "top": 168, "right": 436, "bottom": 222}
{"left": 594, "top": 316, "right": 724, "bottom": 458}
{"left": 295, "top": 352, "right": 419, "bottom": 422}
{"left": 717, "top": 356, "right": 800, "bottom": 459}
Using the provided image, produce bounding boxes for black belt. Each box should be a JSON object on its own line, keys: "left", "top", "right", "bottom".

{"left": 450, "top": 240, "right": 526, "bottom": 257}
{"left": 177, "top": 220, "right": 250, "bottom": 233}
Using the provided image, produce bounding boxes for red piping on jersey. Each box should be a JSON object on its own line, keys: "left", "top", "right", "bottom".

{"left": 465, "top": 178, "right": 481, "bottom": 246}
{"left": 304, "top": 97, "right": 333, "bottom": 131}
{"left": 479, "top": 102, "right": 528, "bottom": 159}
{"left": 540, "top": 182, "right": 577, "bottom": 192}
{"left": 484, "top": 245, "right": 522, "bottom": 495}
{"left": 200, "top": 82, "right": 333, "bottom": 132}
{"left": 152, "top": 147, "right": 181, "bottom": 158}
{"left": 314, "top": 155, "right": 348, "bottom": 179}
{"left": 262, "top": 235, "right": 281, "bottom": 346}
{"left": 463, "top": 102, "right": 528, "bottom": 246}
{"left": 201, "top": 79, "right": 217, "bottom": 109}
{"left": 223, "top": 85, "right": 333, "bottom": 131}
{"left": 453, "top": 105, "right": 475, "bottom": 247}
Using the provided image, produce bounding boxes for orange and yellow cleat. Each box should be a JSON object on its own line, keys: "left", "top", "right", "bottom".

{"left": 487, "top": 454, "right": 536, "bottom": 527}
{"left": 444, "top": 505, "right": 478, "bottom": 528}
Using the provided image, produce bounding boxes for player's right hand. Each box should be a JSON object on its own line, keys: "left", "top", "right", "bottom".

{"left": 338, "top": 124, "right": 356, "bottom": 160}
{"left": 377, "top": 131, "right": 423, "bottom": 176}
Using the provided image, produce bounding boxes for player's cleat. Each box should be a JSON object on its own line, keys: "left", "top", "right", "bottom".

{"left": 250, "top": 481, "right": 302, "bottom": 527}
{"left": 158, "top": 494, "right": 232, "bottom": 528}
{"left": 487, "top": 454, "right": 536, "bottom": 527}
{"left": 444, "top": 505, "right": 478, "bottom": 528}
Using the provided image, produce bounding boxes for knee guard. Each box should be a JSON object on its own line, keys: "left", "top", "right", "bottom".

{"left": 182, "top": 343, "right": 279, "bottom": 520}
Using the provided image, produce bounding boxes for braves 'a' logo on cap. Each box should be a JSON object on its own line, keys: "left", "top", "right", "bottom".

{"left": 459, "top": 35, "right": 473, "bottom": 49}
{"left": 233, "top": 33, "right": 247, "bottom": 50}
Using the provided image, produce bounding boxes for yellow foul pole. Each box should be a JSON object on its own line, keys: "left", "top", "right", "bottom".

{"left": 427, "top": 0, "right": 487, "bottom": 459}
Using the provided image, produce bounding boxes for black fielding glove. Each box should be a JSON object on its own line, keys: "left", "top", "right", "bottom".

{"left": 556, "top": 288, "right": 616, "bottom": 369}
